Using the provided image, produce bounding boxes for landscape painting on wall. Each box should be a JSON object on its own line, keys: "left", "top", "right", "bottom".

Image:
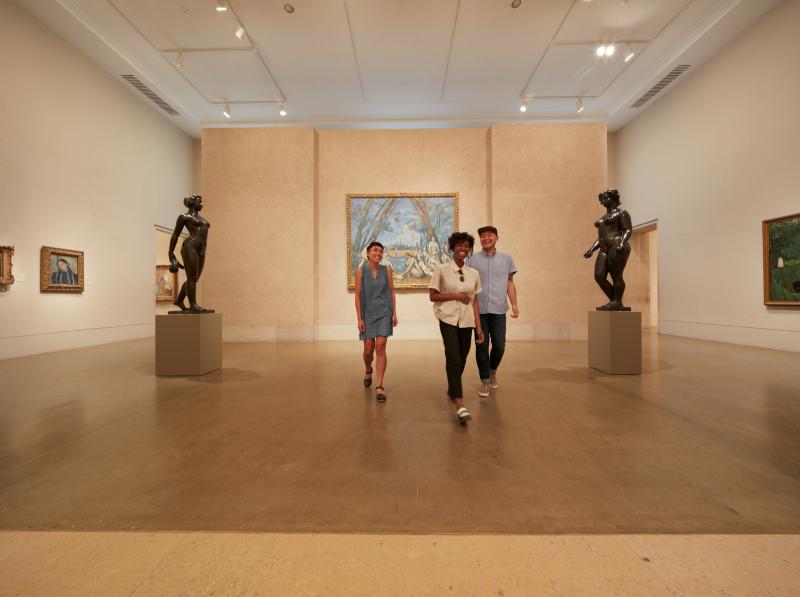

{"left": 40, "top": 246, "right": 84, "bottom": 293}
{"left": 346, "top": 193, "right": 458, "bottom": 290}
{"left": 763, "top": 212, "right": 800, "bottom": 306}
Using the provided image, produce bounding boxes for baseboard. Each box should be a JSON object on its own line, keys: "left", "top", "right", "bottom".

{"left": 660, "top": 320, "right": 800, "bottom": 353}
{"left": 0, "top": 322, "right": 154, "bottom": 360}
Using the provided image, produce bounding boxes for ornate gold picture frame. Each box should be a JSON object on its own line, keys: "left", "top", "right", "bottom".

{"left": 40, "top": 246, "right": 84, "bottom": 293}
{"left": 155, "top": 264, "right": 178, "bottom": 302}
{"left": 762, "top": 212, "right": 800, "bottom": 306}
{"left": 346, "top": 193, "right": 459, "bottom": 290}
{"left": 0, "top": 246, "right": 14, "bottom": 285}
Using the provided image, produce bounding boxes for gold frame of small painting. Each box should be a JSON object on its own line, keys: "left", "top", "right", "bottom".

{"left": 155, "top": 265, "right": 178, "bottom": 302}
{"left": 40, "top": 246, "right": 84, "bottom": 293}
{"left": 0, "top": 246, "right": 14, "bottom": 285}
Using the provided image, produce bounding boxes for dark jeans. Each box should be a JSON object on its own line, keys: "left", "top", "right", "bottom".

{"left": 476, "top": 314, "right": 507, "bottom": 381}
{"left": 439, "top": 321, "right": 473, "bottom": 400}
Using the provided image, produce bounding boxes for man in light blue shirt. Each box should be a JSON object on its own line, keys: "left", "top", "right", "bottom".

{"left": 468, "top": 226, "right": 518, "bottom": 397}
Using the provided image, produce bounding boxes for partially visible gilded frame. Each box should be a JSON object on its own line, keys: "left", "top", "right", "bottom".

{"left": 346, "top": 193, "right": 459, "bottom": 290}
{"left": 40, "top": 246, "right": 84, "bottom": 293}
{"left": 0, "top": 246, "right": 14, "bottom": 285}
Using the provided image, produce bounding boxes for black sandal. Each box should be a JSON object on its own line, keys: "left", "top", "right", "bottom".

{"left": 376, "top": 386, "right": 387, "bottom": 402}
{"left": 363, "top": 368, "right": 373, "bottom": 387}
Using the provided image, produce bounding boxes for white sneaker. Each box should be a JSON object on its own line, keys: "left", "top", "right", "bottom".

{"left": 478, "top": 382, "right": 490, "bottom": 397}
{"left": 457, "top": 406, "right": 472, "bottom": 423}
{"left": 489, "top": 373, "right": 499, "bottom": 389}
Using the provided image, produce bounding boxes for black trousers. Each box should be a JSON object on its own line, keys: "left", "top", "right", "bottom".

{"left": 439, "top": 321, "right": 473, "bottom": 400}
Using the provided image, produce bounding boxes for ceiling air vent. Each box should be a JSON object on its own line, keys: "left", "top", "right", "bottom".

{"left": 121, "top": 74, "right": 179, "bottom": 116}
{"left": 631, "top": 65, "right": 691, "bottom": 108}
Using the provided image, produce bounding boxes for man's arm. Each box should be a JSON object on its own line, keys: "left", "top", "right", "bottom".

{"left": 508, "top": 273, "right": 519, "bottom": 318}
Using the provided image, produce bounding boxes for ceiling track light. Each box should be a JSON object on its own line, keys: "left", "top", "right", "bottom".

{"left": 215, "top": 0, "right": 228, "bottom": 12}
{"left": 624, "top": 44, "right": 635, "bottom": 62}
{"left": 596, "top": 44, "right": 616, "bottom": 57}
{"left": 235, "top": 25, "right": 245, "bottom": 40}
{"left": 511, "top": 0, "right": 522, "bottom": 8}
{"left": 279, "top": 103, "right": 287, "bottom": 117}
{"left": 223, "top": 103, "right": 231, "bottom": 118}
{"left": 576, "top": 98, "right": 585, "bottom": 113}
{"left": 519, "top": 100, "right": 528, "bottom": 113}
{"left": 175, "top": 51, "right": 183, "bottom": 68}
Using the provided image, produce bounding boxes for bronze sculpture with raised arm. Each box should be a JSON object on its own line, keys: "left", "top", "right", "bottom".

{"left": 168, "top": 195, "right": 214, "bottom": 314}
{"left": 583, "top": 189, "right": 633, "bottom": 311}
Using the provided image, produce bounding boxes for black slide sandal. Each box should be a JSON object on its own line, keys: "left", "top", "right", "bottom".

{"left": 363, "top": 368, "right": 373, "bottom": 387}
{"left": 376, "top": 386, "right": 386, "bottom": 402}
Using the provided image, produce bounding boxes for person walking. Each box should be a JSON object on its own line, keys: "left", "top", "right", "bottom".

{"left": 355, "top": 241, "right": 397, "bottom": 402}
{"left": 468, "top": 226, "right": 518, "bottom": 397}
{"left": 429, "top": 232, "right": 484, "bottom": 423}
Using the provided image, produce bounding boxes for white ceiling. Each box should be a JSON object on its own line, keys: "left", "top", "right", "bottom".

{"left": 17, "top": 0, "right": 782, "bottom": 137}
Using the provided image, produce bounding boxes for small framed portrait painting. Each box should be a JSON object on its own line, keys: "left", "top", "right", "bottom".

{"left": 40, "top": 246, "right": 84, "bottom": 293}
{"left": 762, "top": 212, "right": 800, "bottom": 306}
{"left": 0, "top": 246, "right": 14, "bottom": 285}
{"left": 155, "top": 265, "right": 177, "bottom": 302}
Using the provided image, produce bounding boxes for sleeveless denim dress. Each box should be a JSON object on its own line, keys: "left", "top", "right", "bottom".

{"left": 359, "top": 264, "right": 393, "bottom": 340}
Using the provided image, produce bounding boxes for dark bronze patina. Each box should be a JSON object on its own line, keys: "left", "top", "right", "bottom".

{"left": 583, "top": 189, "right": 633, "bottom": 311}
{"left": 168, "top": 195, "right": 214, "bottom": 314}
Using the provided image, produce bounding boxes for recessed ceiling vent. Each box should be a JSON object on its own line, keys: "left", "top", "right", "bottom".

{"left": 631, "top": 65, "right": 691, "bottom": 108}
{"left": 121, "top": 74, "right": 179, "bottom": 115}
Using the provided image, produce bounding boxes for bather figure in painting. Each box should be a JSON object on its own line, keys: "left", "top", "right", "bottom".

{"left": 583, "top": 189, "right": 632, "bottom": 311}
{"left": 169, "top": 195, "right": 213, "bottom": 313}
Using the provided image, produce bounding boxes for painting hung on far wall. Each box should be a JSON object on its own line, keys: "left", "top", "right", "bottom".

{"left": 155, "top": 265, "right": 177, "bottom": 302}
{"left": 763, "top": 212, "right": 800, "bottom": 306}
{"left": 346, "top": 193, "right": 459, "bottom": 290}
{"left": 0, "top": 246, "right": 14, "bottom": 285}
{"left": 40, "top": 246, "right": 84, "bottom": 293}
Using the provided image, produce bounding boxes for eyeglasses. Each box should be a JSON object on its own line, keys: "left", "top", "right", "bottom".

{"left": 458, "top": 269, "right": 464, "bottom": 282}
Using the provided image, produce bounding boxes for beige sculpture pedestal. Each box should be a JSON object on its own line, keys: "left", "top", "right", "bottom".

{"left": 588, "top": 310, "right": 641, "bottom": 375}
{"left": 156, "top": 313, "right": 222, "bottom": 376}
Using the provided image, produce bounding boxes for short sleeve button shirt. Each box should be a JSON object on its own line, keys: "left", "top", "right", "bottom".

{"left": 428, "top": 262, "right": 482, "bottom": 328}
{"left": 468, "top": 250, "right": 517, "bottom": 315}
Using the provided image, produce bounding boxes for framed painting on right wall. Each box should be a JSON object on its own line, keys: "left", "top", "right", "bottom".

{"left": 763, "top": 212, "right": 800, "bottom": 306}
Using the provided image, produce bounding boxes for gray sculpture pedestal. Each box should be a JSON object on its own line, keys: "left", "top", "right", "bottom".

{"left": 588, "top": 310, "right": 641, "bottom": 374}
{"left": 156, "top": 313, "right": 222, "bottom": 376}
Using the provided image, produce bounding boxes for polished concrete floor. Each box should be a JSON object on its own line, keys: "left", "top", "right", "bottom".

{"left": 0, "top": 334, "right": 799, "bottom": 535}
{"left": 2, "top": 531, "right": 799, "bottom": 596}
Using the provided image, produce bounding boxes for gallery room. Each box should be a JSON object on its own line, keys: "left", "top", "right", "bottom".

{"left": 0, "top": 0, "right": 798, "bottom": 594}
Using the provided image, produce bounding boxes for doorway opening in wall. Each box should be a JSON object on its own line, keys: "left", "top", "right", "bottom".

{"left": 628, "top": 221, "right": 658, "bottom": 329}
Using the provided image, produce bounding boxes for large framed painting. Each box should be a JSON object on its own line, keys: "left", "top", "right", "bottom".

{"left": 763, "top": 212, "right": 800, "bottom": 306}
{"left": 0, "top": 246, "right": 14, "bottom": 285}
{"left": 346, "top": 193, "right": 459, "bottom": 290}
{"left": 155, "top": 265, "right": 178, "bottom": 302}
{"left": 40, "top": 246, "right": 84, "bottom": 293}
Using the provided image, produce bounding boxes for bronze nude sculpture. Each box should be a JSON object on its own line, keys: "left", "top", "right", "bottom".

{"left": 168, "top": 195, "right": 214, "bottom": 314}
{"left": 583, "top": 189, "right": 632, "bottom": 311}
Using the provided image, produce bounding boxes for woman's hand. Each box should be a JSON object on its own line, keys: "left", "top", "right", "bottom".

{"left": 583, "top": 250, "right": 593, "bottom": 259}
{"left": 455, "top": 291, "right": 471, "bottom": 304}
{"left": 358, "top": 319, "right": 366, "bottom": 332}
{"left": 475, "top": 329, "right": 485, "bottom": 344}
{"left": 392, "top": 314, "right": 398, "bottom": 327}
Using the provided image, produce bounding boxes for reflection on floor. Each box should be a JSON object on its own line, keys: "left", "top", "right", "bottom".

{"left": 0, "top": 335, "right": 799, "bottom": 535}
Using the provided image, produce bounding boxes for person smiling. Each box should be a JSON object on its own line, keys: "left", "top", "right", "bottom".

{"left": 428, "top": 232, "right": 484, "bottom": 424}
{"left": 354, "top": 241, "right": 398, "bottom": 402}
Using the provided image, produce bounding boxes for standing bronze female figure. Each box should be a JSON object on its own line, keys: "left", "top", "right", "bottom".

{"left": 583, "top": 189, "right": 632, "bottom": 311}
{"left": 169, "top": 195, "right": 213, "bottom": 313}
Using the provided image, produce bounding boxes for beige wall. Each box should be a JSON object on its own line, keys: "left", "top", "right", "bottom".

{"left": 0, "top": 1, "right": 196, "bottom": 359}
{"left": 202, "top": 123, "right": 606, "bottom": 341}
{"left": 491, "top": 124, "right": 608, "bottom": 340}
{"left": 201, "top": 128, "right": 316, "bottom": 341}
{"left": 615, "top": 0, "right": 800, "bottom": 352}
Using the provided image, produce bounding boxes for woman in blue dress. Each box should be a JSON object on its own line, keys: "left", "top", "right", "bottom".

{"left": 354, "top": 241, "right": 398, "bottom": 402}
